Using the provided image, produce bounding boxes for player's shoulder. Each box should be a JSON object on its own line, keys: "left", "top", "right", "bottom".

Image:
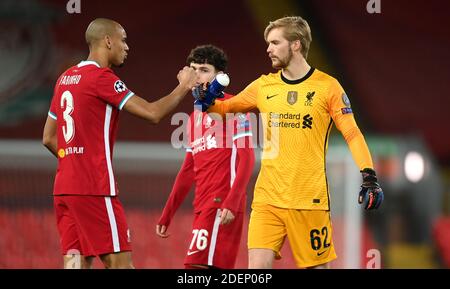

{"left": 55, "top": 63, "right": 86, "bottom": 85}
{"left": 311, "top": 68, "right": 341, "bottom": 87}
{"left": 256, "top": 71, "right": 281, "bottom": 84}
{"left": 87, "top": 65, "right": 121, "bottom": 87}
{"left": 57, "top": 64, "right": 78, "bottom": 78}
{"left": 90, "top": 66, "right": 115, "bottom": 78}
{"left": 59, "top": 61, "right": 112, "bottom": 79}
{"left": 311, "top": 68, "right": 338, "bottom": 82}
{"left": 74, "top": 61, "right": 115, "bottom": 77}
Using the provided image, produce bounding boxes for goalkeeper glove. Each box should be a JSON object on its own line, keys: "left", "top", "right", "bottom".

{"left": 192, "top": 83, "right": 224, "bottom": 112}
{"left": 192, "top": 74, "right": 229, "bottom": 112}
{"left": 358, "top": 168, "right": 384, "bottom": 210}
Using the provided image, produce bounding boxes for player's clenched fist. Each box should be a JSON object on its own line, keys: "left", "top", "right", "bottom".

{"left": 156, "top": 224, "right": 170, "bottom": 238}
{"left": 177, "top": 66, "right": 198, "bottom": 90}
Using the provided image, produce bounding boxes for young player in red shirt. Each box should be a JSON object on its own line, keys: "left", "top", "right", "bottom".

{"left": 156, "top": 45, "right": 255, "bottom": 269}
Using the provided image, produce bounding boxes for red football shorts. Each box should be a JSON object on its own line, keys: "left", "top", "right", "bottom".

{"left": 54, "top": 195, "right": 132, "bottom": 256}
{"left": 184, "top": 208, "right": 243, "bottom": 268}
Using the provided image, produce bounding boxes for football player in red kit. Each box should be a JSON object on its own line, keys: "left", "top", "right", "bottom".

{"left": 156, "top": 45, "right": 255, "bottom": 269}
{"left": 42, "top": 18, "right": 197, "bottom": 269}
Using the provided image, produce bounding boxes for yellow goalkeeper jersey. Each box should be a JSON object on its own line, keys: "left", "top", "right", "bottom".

{"left": 210, "top": 68, "right": 373, "bottom": 210}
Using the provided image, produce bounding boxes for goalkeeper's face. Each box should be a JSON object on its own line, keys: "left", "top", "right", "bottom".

{"left": 110, "top": 26, "right": 129, "bottom": 68}
{"left": 266, "top": 28, "right": 293, "bottom": 70}
{"left": 189, "top": 62, "right": 219, "bottom": 86}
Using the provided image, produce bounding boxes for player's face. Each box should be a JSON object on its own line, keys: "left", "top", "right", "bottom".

{"left": 189, "top": 62, "right": 218, "bottom": 86}
{"left": 110, "top": 26, "right": 129, "bottom": 68}
{"left": 266, "top": 28, "right": 293, "bottom": 69}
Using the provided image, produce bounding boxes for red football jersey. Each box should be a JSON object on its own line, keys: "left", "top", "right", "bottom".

{"left": 187, "top": 94, "right": 253, "bottom": 213}
{"left": 48, "top": 60, "right": 134, "bottom": 196}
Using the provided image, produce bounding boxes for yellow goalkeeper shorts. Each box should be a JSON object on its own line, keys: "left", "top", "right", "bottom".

{"left": 248, "top": 202, "right": 337, "bottom": 268}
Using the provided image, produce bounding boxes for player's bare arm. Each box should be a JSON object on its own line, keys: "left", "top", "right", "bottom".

{"left": 123, "top": 66, "right": 197, "bottom": 123}
{"left": 42, "top": 116, "right": 58, "bottom": 157}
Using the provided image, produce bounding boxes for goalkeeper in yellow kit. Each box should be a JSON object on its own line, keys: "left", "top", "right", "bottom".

{"left": 194, "top": 16, "right": 384, "bottom": 268}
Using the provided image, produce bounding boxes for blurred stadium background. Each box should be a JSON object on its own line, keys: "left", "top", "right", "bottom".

{"left": 1, "top": 0, "right": 450, "bottom": 268}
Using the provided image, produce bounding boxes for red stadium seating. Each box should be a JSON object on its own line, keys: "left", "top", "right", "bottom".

{"left": 1, "top": 209, "right": 380, "bottom": 268}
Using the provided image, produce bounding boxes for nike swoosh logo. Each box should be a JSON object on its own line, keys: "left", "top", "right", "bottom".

{"left": 317, "top": 251, "right": 327, "bottom": 256}
{"left": 266, "top": 94, "right": 278, "bottom": 100}
{"left": 187, "top": 250, "right": 200, "bottom": 256}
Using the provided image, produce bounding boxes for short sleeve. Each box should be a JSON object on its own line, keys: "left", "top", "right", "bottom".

{"left": 48, "top": 77, "right": 61, "bottom": 120}
{"left": 96, "top": 70, "right": 135, "bottom": 110}
{"left": 48, "top": 95, "right": 57, "bottom": 120}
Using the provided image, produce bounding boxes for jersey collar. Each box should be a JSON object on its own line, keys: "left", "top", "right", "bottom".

{"left": 281, "top": 67, "right": 315, "bottom": 85}
{"left": 77, "top": 60, "right": 101, "bottom": 68}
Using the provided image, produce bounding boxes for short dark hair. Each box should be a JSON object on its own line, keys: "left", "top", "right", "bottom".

{"left": 186, "top": 44, "right": 228, "bottom": 72}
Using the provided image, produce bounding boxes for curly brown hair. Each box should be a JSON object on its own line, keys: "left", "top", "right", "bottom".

{"left": 186, "top": 44, "right": 228, "bottom": 72}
